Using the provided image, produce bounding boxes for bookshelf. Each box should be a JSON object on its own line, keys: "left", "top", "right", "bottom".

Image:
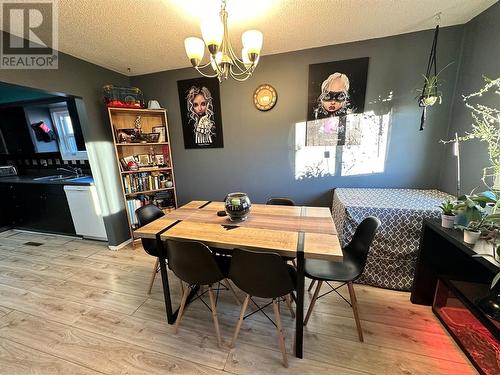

{"left": 108, "top": 107, "right": 177, "bottom": 240}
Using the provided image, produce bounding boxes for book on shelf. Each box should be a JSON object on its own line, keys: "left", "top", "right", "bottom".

{"left": 127, "top": 198, "right": 142, "bottom": 228}
{"left": 127, "top": 193, "right": 175, "bottom": 229}
{"left": 122, "top": 172, "right": 172, "bottom": 193}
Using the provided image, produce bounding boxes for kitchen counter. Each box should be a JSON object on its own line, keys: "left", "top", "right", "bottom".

{"left": 0, "top": 175, "right": 94, "bottom": 186}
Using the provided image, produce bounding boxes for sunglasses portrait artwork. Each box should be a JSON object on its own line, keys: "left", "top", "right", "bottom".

{"left": 306, "top": 57, "right": 369, "bottom": 146}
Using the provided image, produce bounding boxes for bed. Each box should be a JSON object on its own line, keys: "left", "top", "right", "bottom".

{"left": 332, "top": 188, "right": 453, "bottom": 290}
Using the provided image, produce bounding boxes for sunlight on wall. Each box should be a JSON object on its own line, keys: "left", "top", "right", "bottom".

{"left": 86, "top": 141, "right": 124, "bottom": 216}
{"left": 295, "top": 121, "right": 336, "bottom": 179}
{"left": 341, "top": 111, "right": 391, "bottom": 176}
{"left": 295, "top": 111, "right": 391, "bottom": 180}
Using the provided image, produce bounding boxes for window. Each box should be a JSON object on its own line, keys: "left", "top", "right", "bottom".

{"left": 50, "top": 107, "right": 88, "bottom": 160}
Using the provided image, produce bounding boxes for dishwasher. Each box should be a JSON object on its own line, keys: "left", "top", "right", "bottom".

{"left": 64, "top": 185, "right": 108, "bottom": 241}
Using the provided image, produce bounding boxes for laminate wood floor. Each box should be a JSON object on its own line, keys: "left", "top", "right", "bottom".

{"left": 0, "top": 230, "right": 477, "bottom": 374}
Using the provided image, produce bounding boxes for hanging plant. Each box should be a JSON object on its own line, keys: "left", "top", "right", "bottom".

{"left": 416, "top": 23, "right": 453, "bottom": 131}
{"left": 415, "top": 63, "right": 453, "bottom": 107}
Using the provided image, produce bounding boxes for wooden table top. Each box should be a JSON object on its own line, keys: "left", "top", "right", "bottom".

{"left": 134, "top": 200, "right": 342, "bottom": 261}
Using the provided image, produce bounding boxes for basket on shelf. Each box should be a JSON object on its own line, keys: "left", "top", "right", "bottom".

{"left": 103, "top": 85, "right": 145, "bottom": 108}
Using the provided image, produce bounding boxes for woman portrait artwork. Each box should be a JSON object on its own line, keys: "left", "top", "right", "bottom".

{"left": 306, "top": 57, "right": 369, "bottom": 146}
{"left": 187, "top": 86, "right": 215, "bottom": 145}
{"left": 315, "top": 72, "right": 350, "bottom": 118}
{"left": 177, "top": 77, "right": 224, "bottom": 149}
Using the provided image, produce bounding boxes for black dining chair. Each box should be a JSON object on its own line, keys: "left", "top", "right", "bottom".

{"left": 266, "top": 197, "right": 297, "bottom": 267}
{"left": 229, "top": 248, "right": 296, "bottom": 368}
{"left": 135, "top": 204, "right": 166, "bottom": 294}
{"left": 304, "top": 216, "right": 380, "bottom": 342}
{"left": 166, "top": 239, "right": 240, "bottom": 347}
{"left": 266, "top": 197, "right": 296, "bottom": 206}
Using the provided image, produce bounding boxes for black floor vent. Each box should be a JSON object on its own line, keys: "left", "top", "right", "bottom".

{"left": 24, "top": 242, "right": 43, "bottom": 247}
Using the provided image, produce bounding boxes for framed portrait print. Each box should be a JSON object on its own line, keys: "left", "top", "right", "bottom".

{"left": 306, "top": 57, "right": 369, "bottom": 146}
{"left": 177, "top": 77, "right": 224, "bottom": 149}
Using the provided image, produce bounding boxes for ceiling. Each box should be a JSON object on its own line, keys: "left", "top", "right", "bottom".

{"left": 4, "top": 0, "right": 497, "bottom": 76}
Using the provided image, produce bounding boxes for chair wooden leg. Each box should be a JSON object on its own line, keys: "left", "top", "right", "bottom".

{"left": 347, "top": 281, "right": 363, "bottom": 342}
{"left": 304, "top": 280, "right": 323, "bottom": 325}
{"left": 308, "top": 279, "right": 316, "bottom": 292}
{"left": 208, "top": 286, "right": 222, "bottom": 348}
{"left": 147, "top": 258, "right": 160, "bottom": 295}
{"left": 230, "top": 294, "right": 250, "bottom": 348}
{"left": 178, "top": 278, "right": 184, "bottom": 295}
{"left": 272, "top": 299, "right": 288, "bottom": 368}
{"left": 285, "top": 294, "right": 295, "bottom": 319}
{"left": 222, "top": 278, "right": 241, "bottom": 305}
{"left": 174, "top": 283, "right": 190, "bottom": 334}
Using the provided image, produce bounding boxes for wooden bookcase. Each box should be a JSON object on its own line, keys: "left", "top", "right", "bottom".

{"left": 107, "top": 107, "right": 177, "bottom": 240}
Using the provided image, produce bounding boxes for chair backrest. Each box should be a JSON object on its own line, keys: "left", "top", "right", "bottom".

{"left": 166, "top": 239, "right": 225, "bottom": 285}
{"left": 135, "top": 204, "right": 165, "bottom": 256}
{"left": 229, "top": 248, "right": 295, "bottom": 298}
{"left": 266, "top": 197, "right": 296, "bottom": 206}
{"left": 344, "top": 216, "right": 381, "bottom": 273}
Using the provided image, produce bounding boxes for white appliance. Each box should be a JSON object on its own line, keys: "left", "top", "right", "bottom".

{"left": 64, "top": 185, "right": 108, "bottom": 241}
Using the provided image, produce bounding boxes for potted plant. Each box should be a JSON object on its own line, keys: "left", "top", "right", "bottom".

{"left": 417, "top": 75, "right": 442, "bottom": 107}
{"left": 464, "top": 219, "right": 484, "bottom": 245}
{"left": 438, "top": 200, "right": 455, "bottom": 228}
{"left": 454, "top": 191, "right": 485, "bottom": 227}
{"left": 416, "top": 63, "right": 453, "bottom": 107}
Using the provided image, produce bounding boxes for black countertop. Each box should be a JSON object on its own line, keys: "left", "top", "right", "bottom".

{"left": 0, "top": 175, "right": 94, "bottom": 186}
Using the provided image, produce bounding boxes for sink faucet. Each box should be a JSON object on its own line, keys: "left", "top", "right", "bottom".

{"left": 57, "top": 166, "right": 83, "bottom": 177}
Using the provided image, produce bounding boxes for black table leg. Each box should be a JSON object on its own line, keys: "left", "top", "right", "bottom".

{"left": 156, "top": 233, "right": 174, "bottom": 324}
{"left": 295, "top": 232, "right": 305, "bottom": 358}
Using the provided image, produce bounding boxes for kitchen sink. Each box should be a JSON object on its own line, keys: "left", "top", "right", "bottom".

{"left": 32, "top": 175, "right": 64, "bottom": 181}
{"left": 52, "top": 176, "right": 76, "bottom": 181}
{"left": 32, "top": 174, "right": 77, "bottom": 181}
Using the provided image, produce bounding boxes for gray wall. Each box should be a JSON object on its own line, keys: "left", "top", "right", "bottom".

{"left": 439, "top": 3, "right": 500, "bottom": 195}
{"left": 0, "top": 31, "right": 131, "bottom": 246}
{"left": 1, "top": 4, "right": 495, "bottom": 243}
{"left": 132, "top": 27, "right": 463, "bottom": 206}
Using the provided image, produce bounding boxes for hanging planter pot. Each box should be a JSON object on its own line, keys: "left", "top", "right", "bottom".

{"left": 419, "top": 95, "right": 440, "bottom": 107}
{"left": 415, "top": 21, "right": 453, "bottom": 131}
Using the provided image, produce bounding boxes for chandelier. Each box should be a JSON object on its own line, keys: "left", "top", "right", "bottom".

{"left": 184, "top": 0, "right": 263, "bottom": 82}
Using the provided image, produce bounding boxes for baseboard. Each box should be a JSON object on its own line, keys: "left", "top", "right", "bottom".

{"left": 107, "top": 238, "right": 132, "bottom": 251}
{"left": 10, "top": 228, "right": 80, "bottom": 240}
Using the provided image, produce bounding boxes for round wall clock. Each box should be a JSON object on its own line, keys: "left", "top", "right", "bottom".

{"left": 253, "top": 84, "right": 277, "bottom": 111}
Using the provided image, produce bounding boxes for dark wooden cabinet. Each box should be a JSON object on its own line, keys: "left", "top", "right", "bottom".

{"left": 0, "top": 184, "right": 15, "bottom": 227}
{"left": 1, "top": 183, "right": 76, "bottom": 235}
{"left": 411, "top": 219, "right": 498, "bottom": 305}
{"left": 0, "top": 107, "right": 34, "bottom": 155}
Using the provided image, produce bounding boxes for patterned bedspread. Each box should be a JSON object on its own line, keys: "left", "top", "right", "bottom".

{"left": 332, "top": 188, "right": 453, "bottom": 290}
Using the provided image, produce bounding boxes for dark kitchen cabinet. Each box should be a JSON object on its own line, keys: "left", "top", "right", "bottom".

{"left": 0, "top": 107, "right": 34, "bottom": 155}
{"left": 0, "top": 184, "right": 15, "bottom": 227}
{"left": 2, "top": 183, "right": 75, "bottom": 235}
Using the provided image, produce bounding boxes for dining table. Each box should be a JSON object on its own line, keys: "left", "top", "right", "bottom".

{"left": 134, "top": 200, "right": 342, "bottom": 358}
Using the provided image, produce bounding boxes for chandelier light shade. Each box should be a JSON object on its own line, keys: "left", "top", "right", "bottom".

{"left": 184, "top": 0, "right": 263, "bottom": 82}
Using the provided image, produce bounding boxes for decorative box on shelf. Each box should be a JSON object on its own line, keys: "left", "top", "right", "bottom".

{"left": 103, "top": 85, "right": 145, "bottom": 109}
